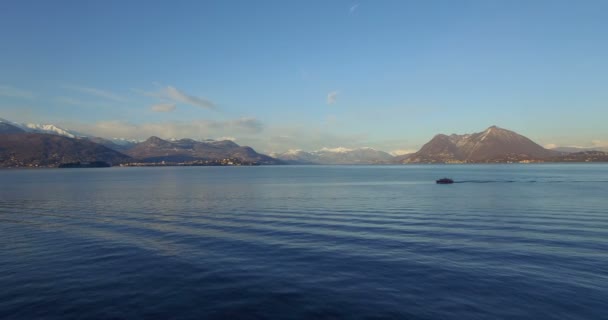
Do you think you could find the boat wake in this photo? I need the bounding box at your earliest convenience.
[455,180,608,184]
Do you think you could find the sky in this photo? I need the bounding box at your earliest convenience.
[1,0,607,154]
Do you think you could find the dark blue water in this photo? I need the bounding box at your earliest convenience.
[1,164,607,319]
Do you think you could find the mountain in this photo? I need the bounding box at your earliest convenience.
[22,123,83,138]
[270,150,318,164]
[272,147,395,164]
[125,137,281,164]
[403,126,560,163]
[0,122,26,134]
[0,118,83,138]
[0,133,132,167]
[86,136,138,152]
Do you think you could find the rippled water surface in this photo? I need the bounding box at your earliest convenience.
[1,164,607,319]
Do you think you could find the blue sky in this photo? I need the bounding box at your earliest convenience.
[1,0,607,153]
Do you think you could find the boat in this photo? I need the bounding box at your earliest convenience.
[436,178,454,184]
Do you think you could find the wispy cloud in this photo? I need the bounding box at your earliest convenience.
[140,85,216,110]
[349,3,360,15]
[54,96,119,109]
[162,86,215,109]
[0,85,35,99]
[63,85,125,102]
[327,91,339,105]
[68,117,262,140]
[151,103,177,112]
[226,117,263,132]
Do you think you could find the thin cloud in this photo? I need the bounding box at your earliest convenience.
[138,85,216,110]
[63,85,125,102]
[227,117,263,132]
[69,117,263,140]
[0,85,35,99]
[54,96,124,110]
[327,91,339,105]
[151,103,177,112]
[163,86,215,109]
[349,3,360,14]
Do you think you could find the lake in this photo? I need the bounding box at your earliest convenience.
[1,164,607,319]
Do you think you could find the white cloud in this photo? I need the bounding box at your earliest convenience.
[543,143,558,149]
[349,4,360,14]
[63,85,125,101]
[217,136,236,141]
[151,103,177,112]
[327,91,338,105]
[390,149,416,156]
[0,85,35,99]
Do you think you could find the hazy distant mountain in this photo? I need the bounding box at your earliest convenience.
[550,146,608,153]
[87,136,139,152]
[403,126,560,163]
[549,151,608,162]
[126,136,281,164]
[0,133,132,167]
[272,147,394,164]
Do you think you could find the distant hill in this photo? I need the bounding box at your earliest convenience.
[549,151,608,162]
[125,136,281,164]
[272,147,395,164]
[403,126,560,163]
[0,133,132,167]
[550,146,608,153]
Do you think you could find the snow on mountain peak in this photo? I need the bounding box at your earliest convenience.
[24,123,81,138]
[284,149,305,155]
[318,147,354,153]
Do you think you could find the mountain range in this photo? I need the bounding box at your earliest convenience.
[0,117,83,138]
[125,136,280,164]
[271,147,394,164]
[0,118,280,167]
[1,117,607,167]
[0,133,132,167]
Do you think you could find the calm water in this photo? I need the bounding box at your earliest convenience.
[1,165,607,319]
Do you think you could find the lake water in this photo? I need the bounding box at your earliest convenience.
[1,165,607,319]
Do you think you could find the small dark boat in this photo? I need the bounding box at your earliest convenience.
[436,178,454,184]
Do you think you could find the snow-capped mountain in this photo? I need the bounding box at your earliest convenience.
[0,118,84,138]
[22,123,83,138]
[272,147,394,164]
